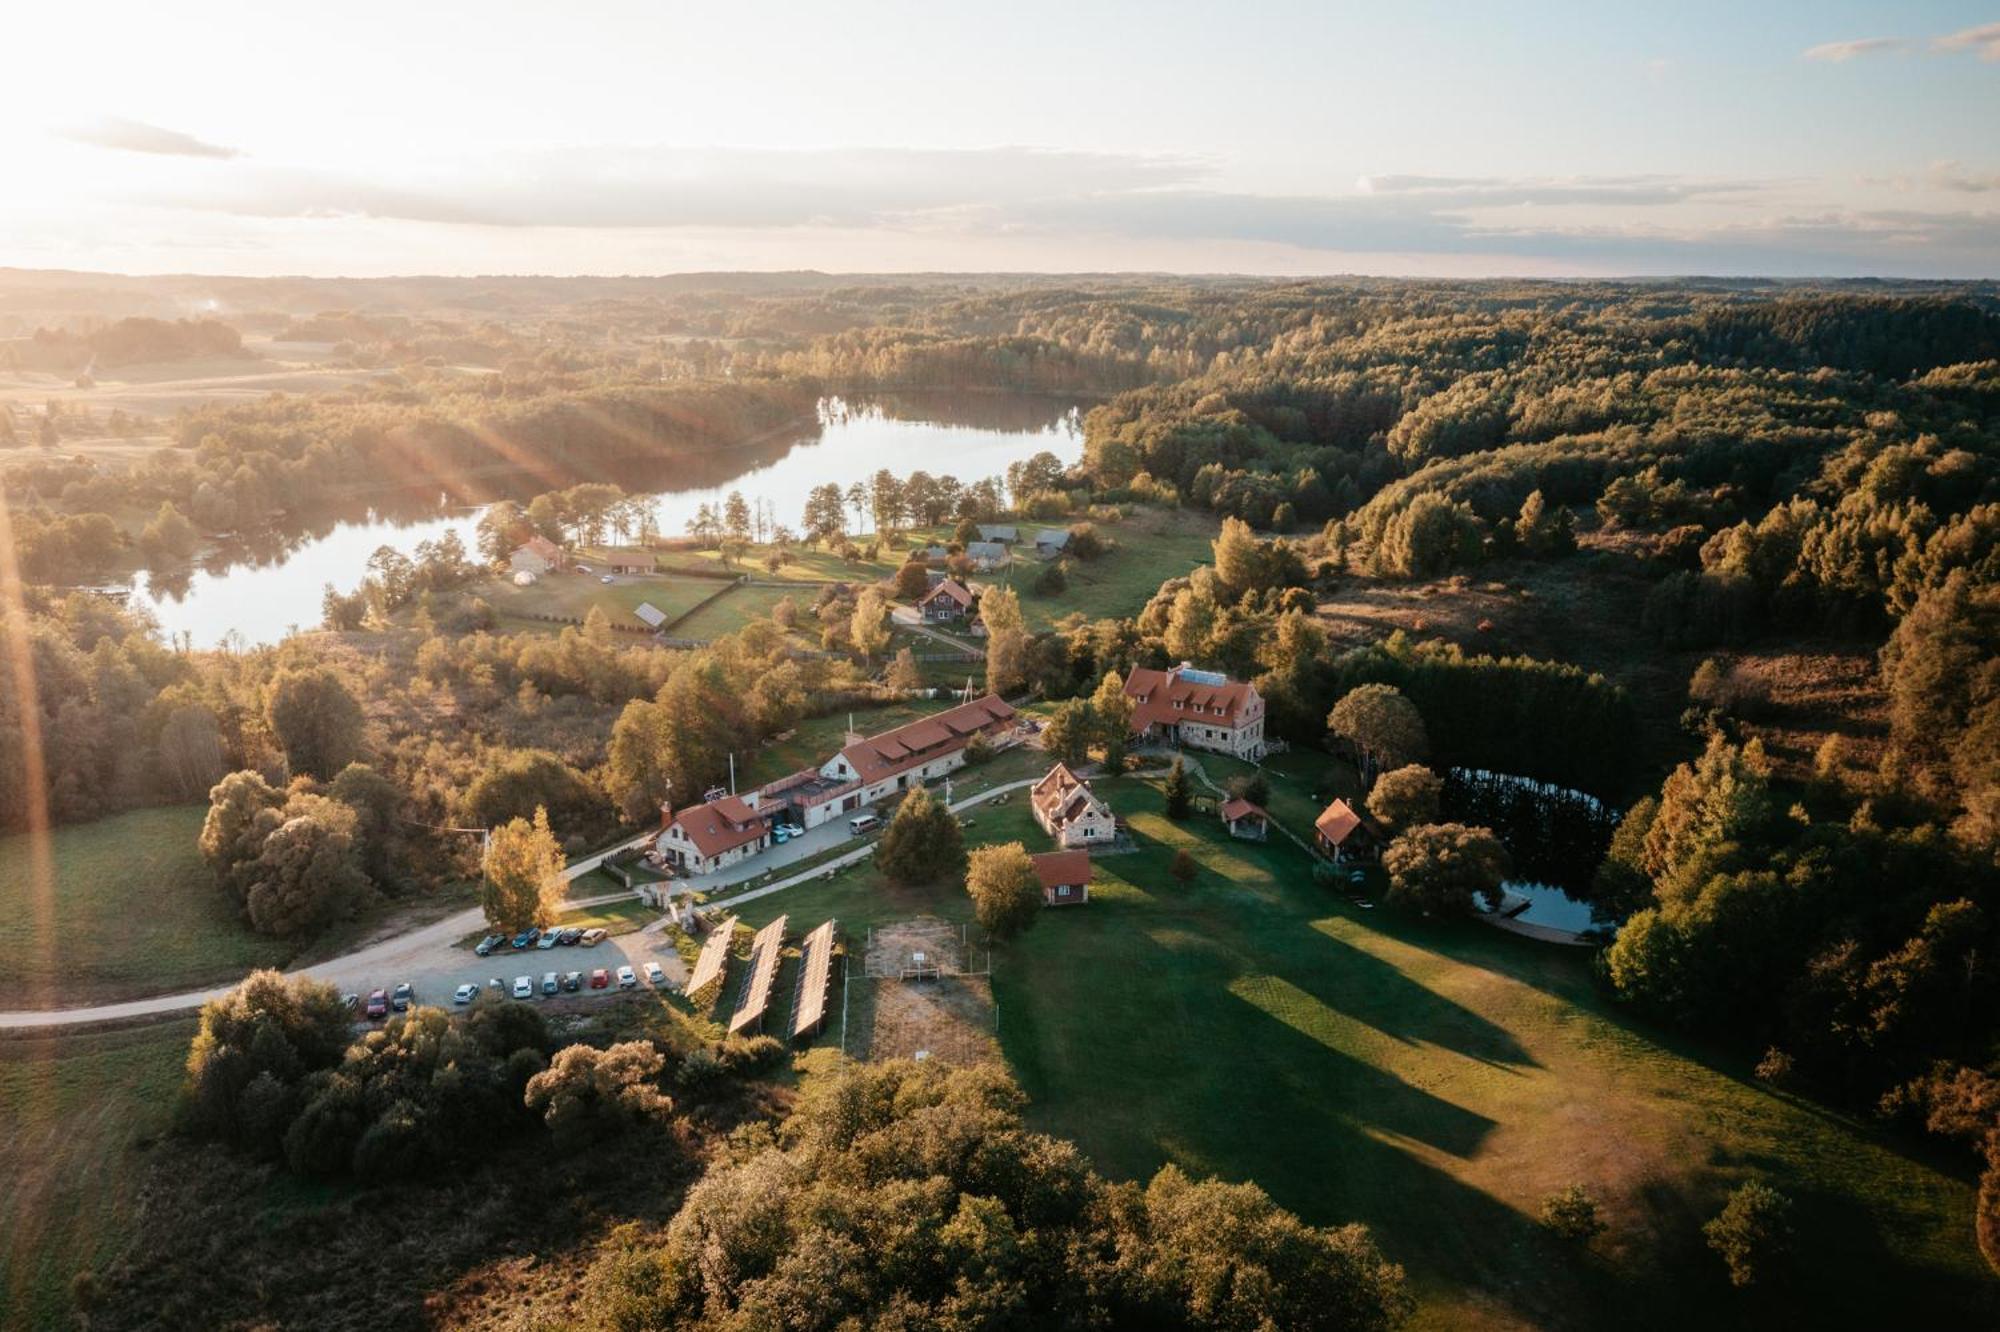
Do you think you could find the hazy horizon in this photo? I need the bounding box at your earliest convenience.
[3,1,1996,280]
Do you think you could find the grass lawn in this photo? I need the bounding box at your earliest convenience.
[0,807,293,1007]
[0,1019,195,1330]
[669,583,800,641]
[474,570,723,633]
[727,775,1998,1330]
[1002,506,1218,631]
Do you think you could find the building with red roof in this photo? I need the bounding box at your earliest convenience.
[659,792,772,876]
[1031,849,1091,906]
[1030,763,1118,848]
[918,578,977,622]
[1123,663,1267,760]
[806,694,1017,815]
[1314,798,1381,862]
[1219,796,1270,841]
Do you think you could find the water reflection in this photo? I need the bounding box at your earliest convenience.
[129,393,1082,647]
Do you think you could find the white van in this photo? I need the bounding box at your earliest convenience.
[848,814,883,836]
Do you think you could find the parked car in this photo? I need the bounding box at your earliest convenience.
[562,970,582,992]
[537,929,562,950]
[642,962,666,986]
[512,975,534,999]
[488,977,504,991]
[453,983,479,1004]
[616,965,637,990]
[848,814,882,836]
[599,574,614,584]
[542,971,560,995]
[475,934,504,956]
[341,992,360,1012]
[589,968,610,989]
[365,989,389,1019]
[558,927,583,945]
[391,982,414,1012]
[580,928,608,946]
[511,927,541,950]
[575,564,591,574]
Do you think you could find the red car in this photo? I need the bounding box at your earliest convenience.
[589,968,610,989]
[364,989,389,1020]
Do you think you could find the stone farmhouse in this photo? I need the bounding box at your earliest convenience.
[1124,663,1268,760]
[1029,763,1118,848]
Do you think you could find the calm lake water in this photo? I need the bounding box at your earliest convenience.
[1488,881,1599,934]
[129,394,1083,648]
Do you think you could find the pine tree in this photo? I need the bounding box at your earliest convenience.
[1164,757,1193,820]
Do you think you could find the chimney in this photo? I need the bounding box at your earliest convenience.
[659,799,673,831]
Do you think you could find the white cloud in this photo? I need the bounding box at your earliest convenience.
[1802,36,1909,62]
[1932,21,2000,60]
[57,116,239,159]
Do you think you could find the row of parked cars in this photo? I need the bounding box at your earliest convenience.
[482,961,668,1002]
[348,959,672,1021]
[474,925,608,955]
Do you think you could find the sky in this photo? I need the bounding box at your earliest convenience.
[2,0,1997,279]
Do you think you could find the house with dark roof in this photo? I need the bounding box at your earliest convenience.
[1314,798,1381,862]
[1033,528,1072,559]
[1029,764,1117,848]
[1123,663,1268,760]
[965,540,1010,570]
[810,695,1018,812]
[1220,797,1270,841]
[658,793,771,876]
[977,524,1019,544]
[1032,849,1091,906]
[918,577,977,622]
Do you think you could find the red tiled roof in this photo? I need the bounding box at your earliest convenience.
[1031,849,1091,890]
[669,797,768,860]
[1220,797,1267,823]
[921,578,974,609]
[1314,799,1363,845]
[1124,665,1258,731]
[520,535,562,560]
[835,695,1016,785]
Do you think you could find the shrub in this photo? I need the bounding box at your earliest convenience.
[1704,1180,1794,1287]
[1539,1185,1606,1242]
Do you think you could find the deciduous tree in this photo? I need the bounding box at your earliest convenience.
[483,806,565,931]
[965,842,1042,940]
[1381,822,1509,916]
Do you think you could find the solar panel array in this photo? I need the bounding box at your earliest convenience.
[728,915,788,1034]
[687,919,735,998]
[790,919,837,1041]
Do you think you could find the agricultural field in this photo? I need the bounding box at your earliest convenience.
[732,773,1998,1331]
[0,807,291,1008]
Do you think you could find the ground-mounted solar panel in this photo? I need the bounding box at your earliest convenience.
[728,915,788,1034]
[790,919,837,1041]
[687,919,736,998]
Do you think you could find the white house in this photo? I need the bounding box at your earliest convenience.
[1030,764,1118,848]
[658,793,771,876]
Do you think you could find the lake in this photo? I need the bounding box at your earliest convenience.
[127,393,1083,648]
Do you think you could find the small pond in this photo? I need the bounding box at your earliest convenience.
[1482,881,1600,934]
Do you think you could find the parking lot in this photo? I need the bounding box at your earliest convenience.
[342,915,689,1023]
